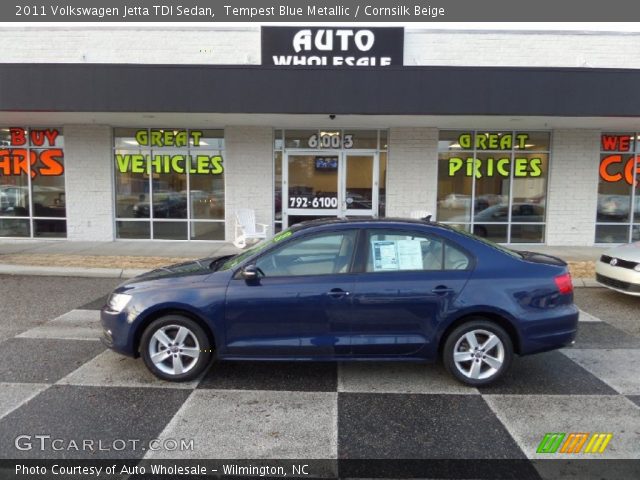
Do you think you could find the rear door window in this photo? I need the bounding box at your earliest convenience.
[364,229,471,272]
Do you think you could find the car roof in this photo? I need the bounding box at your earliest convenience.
[291,217,440,231]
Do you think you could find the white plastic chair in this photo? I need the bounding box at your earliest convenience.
[234,208,268,249]
[410,210,433,221]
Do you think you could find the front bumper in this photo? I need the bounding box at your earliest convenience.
[595,261,640,296]
[100,308,138,357]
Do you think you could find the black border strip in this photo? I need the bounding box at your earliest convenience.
[2,64,640,116]
[3,458,640,479]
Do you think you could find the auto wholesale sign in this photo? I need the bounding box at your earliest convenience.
[261,27,404,67]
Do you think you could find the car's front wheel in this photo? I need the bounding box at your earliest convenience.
[140,315,212,382]
[443,320,513,386]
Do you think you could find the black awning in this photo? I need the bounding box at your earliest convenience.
[1,63,639,116]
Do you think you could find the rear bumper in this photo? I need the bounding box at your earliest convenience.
[519,304,579,355]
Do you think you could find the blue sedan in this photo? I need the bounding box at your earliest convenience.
[100,218,578,386]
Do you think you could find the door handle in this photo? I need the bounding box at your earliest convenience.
[327,288,350,298]
[432,285,454,295]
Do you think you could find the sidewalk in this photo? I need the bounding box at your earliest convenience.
[0,240,606,285]
[0,240,239,279]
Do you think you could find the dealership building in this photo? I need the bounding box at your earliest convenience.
[1,25,640,245]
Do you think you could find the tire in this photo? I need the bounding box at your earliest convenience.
[443,319,513,387]
[140,315,213,382]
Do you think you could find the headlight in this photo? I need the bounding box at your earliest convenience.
[634,264,640,272]
[107,293,132,313]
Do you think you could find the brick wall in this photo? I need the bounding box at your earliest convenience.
[0,27,259,64]
[63,125,115,241]
[224,126,274,241]
[404,30,640,68]
[2,28,640,69]
[546,129,600,246]
[386,128,439,218]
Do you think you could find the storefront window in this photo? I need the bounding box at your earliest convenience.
[0,127,66,238]
[437,130,549,243]
[596,132,640,243]
[114,128,224,240]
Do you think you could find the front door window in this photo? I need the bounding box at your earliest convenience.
[256,231,357,277]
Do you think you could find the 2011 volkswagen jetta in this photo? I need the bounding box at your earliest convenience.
[100,218,578,386]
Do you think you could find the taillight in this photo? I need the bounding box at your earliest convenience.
[554,273,573,295]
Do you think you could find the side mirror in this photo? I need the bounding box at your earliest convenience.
[241,264,259,281]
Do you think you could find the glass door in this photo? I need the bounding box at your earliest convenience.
[342,153,378,217]
[284,152,341,227]
[283,151,379,227]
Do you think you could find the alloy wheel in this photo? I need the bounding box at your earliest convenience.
[452,329,505,380]
[147,324,201,376]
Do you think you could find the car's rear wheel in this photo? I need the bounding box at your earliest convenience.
[443,320,513,386]
[140,315,212,382]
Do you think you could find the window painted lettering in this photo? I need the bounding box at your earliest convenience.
[134,130,202,147]
[599,154,640,186]
[458,133,529,150]
[448,157,542,178]
[115,154,224,175]
[0,149,64,178]
[601,135,633,152]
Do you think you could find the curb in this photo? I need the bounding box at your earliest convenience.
[573,278,600,288]
[0,264,150,279]
[0,263,601,286]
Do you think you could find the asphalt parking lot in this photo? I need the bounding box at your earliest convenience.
[0,275,639,479]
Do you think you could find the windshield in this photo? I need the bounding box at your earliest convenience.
[442,224,523,259]
[217,228,296,271]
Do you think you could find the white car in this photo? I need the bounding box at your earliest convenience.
[595,242,640,296]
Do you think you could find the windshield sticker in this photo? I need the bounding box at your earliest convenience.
[273,230,292,242]
[372,241,399,271]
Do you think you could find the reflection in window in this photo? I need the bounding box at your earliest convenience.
[437,130,549,244]
[0,127,66,238]
[256,231,357,277]
[114,128,225,240]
